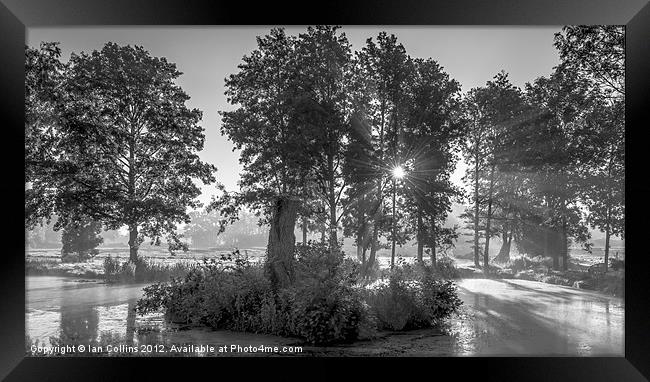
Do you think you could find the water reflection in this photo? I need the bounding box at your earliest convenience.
[26,276,624,356]
[59,292,99,345]
[125,300,136,346]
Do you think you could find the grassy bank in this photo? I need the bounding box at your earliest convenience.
[25,255,198,284]
[454,255,624,297]
[26,258,104,279]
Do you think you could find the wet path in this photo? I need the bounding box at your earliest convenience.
[25,276,624,356]
[450,278,624,356]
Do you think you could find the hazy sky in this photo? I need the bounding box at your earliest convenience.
[27,26,562,206]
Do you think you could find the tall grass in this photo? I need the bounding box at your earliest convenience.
[103,256,197,284]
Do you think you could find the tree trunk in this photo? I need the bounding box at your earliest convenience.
[329,207,338,250]
[507,229,513,258]
[495,230,511,263]
[430,217,437,267]
[604,222,610,273]
[473,147,480,268]
[265,197,299,290]
[327,150,338,252]
[356,234,363,262]
[603,148,614,273]
[483,164,495,273]
[561,199,568,271]
[390,179,396,268]
[367,224,378,275]
[416,209,424,263]
[561,224,568,271]
[544,228,549,259]
[360,222,372,267]
[301,216,308,245]
[367,99,386,274]
[128,223,139,263]
[356,202,366,262]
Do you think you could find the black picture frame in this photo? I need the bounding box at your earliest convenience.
[1,0,648,380]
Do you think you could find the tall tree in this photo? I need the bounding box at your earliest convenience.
[26,43,216,264]
[462,72,527,271]
[578,98,625,271]
[505,70,592,270]
[401,58,464,264]
[461,86,493,268]
[342,115,377,265]
[216,28,313,289]
[555,25,625,272]
[355,32,413,270]
[292,25,355,252]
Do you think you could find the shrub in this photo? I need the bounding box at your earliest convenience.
[362,265,462,331]
[433,256,460,279]
[103,256,124,283]
[514,269,537,281]
[359,258,382,281]
[609,258,624,271]
[202,265,273,331]
[540,274,572,286]
[509,256,553,273]
[289,284,373,344]
[294,242,360,286]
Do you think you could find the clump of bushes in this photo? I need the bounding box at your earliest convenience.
[609,258,624,271]
[371,256,459,282]
[284,283,373,344]
[362,261,462,331]
[540,274,572,286]
[137,247,373,345]
[508,256,554,273]
[433,256,460,279]
[136,244,463,346]
[295,242,361,286]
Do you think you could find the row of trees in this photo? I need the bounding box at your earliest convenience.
[213,25,624,284]
[461,26,624,272]
[25,25,623,278]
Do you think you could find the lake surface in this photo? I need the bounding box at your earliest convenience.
[25,276,624,356]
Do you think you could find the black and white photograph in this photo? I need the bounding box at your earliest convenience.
[22,24,626,358]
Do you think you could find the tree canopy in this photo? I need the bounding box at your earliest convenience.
[25,42,217,261]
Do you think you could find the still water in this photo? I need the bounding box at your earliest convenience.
[25,276,624,356]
